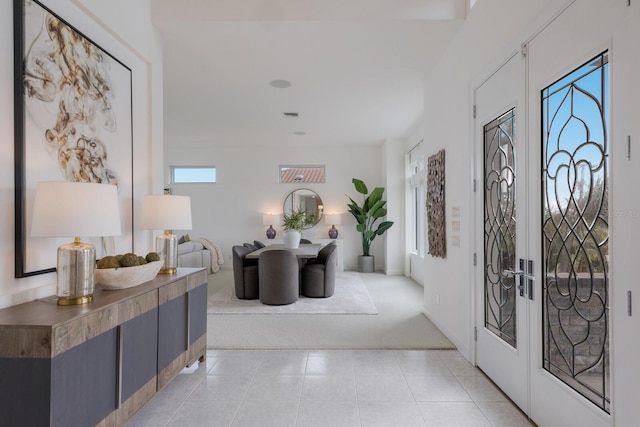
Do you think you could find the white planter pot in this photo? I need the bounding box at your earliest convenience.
[283,230,301,249]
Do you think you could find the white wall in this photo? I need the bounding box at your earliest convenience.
[421,0,554,358]
[0,0,163,309]
[383,138,406,275]
[164,143,395,271]
[406,123,425,283]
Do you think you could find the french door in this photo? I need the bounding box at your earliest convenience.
[474,51,529,412]
[474,1,616,425]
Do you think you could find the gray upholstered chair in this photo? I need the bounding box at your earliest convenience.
[232,245,259,299]
[243,242,258,252]
[306,240,335,264]
[301,244,337,298]
[258,250,299,305]
[300,238,313,244]
[253,240,266,249]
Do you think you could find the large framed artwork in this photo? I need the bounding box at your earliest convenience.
[426,149,446,258]
[14,0,133,277]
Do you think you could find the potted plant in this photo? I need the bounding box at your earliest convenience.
[347,178,394,272]
[282,208,311,249]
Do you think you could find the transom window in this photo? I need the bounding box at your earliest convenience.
[171,166,216,184]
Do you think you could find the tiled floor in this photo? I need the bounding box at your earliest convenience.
[126,349,533,427]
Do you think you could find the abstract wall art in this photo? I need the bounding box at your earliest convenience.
[426,149,446,258]
[14,0,133,277]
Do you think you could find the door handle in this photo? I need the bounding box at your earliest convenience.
[503,259,533,298]
[503,269,526,297]
[527,259,534,301]
[503,259,527,297]
[502,269,524,277]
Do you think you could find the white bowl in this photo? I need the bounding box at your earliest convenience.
[96,260,163,290]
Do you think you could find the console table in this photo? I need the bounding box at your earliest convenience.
[0,268,207,427]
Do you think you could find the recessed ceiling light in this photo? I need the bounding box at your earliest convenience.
[293,131,306,136]
[270,79,292,88]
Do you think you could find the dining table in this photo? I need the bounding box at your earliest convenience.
[245,243,322,259]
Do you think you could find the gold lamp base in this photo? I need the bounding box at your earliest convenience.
[58,295,93,306]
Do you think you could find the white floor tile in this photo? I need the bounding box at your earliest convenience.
[398,356,452,376]
[125,349,530,427]
[165,400,241,427]
[456,376,509,402]
[476,401,534,426]
[306,355,355,375]
[257,353,309,375]
[439,354,484,377]
[208,356,262,377]
[125,397,177,427]
[359,401,427,427]
[355,374,414,401]
[405,375,472,402]
[353,358,402,375]
[296,401,360,427]
[188,375,254,401]
[301,374,357,401]
[230,400,299,427]
[418,402,492,427]
[244,374,305,401]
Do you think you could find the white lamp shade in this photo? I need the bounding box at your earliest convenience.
[262,214,282,225]
[141,195,192,230]
[324,213,341,225]
[31,181,121,238]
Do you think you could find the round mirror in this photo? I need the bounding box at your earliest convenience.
[283,188,324,229]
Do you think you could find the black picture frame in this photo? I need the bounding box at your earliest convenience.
[14,0,134,277]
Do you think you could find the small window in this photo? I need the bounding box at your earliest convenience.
[279,165,325,183]
[171,166,216,183]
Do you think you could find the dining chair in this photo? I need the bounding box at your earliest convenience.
[258,250,299,305]
[232,245,259,299]
[301,243,337,298]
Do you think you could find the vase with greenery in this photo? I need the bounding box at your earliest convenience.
[347,178,394,272]
[282,208,312,249]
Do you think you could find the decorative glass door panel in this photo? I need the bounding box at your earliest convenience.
[541,51,610,413]
[484,109,517,348]
[475,51,528,412]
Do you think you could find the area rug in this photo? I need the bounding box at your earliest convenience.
[207,272,378,315]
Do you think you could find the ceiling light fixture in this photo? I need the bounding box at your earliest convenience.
[270,79,292,88]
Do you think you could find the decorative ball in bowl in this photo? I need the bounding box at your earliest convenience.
[96,253,163,290]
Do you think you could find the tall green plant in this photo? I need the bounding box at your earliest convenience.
[347,178,394,256]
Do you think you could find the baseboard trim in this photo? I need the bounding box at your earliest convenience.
[421,307,471,360]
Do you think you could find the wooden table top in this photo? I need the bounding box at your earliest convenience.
[246,244,322,259]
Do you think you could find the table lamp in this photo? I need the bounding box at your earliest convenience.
[31,181,121,305]
[262,214,281,239]
[325,213,341,239]
[141,195,192,274]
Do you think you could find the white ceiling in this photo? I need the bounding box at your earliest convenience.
[151,0,466,148]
